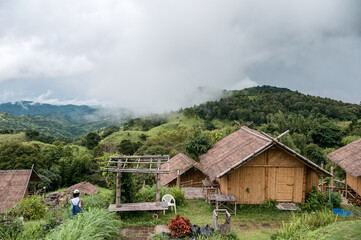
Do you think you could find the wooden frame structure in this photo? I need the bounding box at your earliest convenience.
[103,155,170,212]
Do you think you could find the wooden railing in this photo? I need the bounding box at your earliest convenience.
[180,180,203,187]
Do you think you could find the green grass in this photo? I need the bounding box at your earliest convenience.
[101,113,202,144]
[0,132,26,143]
[119,199,292,239]
[306,219,361,240]
[119,199,361,240]
[101,113,232,145]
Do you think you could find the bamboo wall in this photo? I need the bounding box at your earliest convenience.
[219,146,319,204]
[167,167,207,187]
[347,173,361,196]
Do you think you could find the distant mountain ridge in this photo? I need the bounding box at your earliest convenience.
[0,101,123,138]
[0,101,96,117]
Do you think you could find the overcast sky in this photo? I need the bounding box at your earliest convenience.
[0,0,360,113]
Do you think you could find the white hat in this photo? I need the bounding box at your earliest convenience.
[74,189,80,194]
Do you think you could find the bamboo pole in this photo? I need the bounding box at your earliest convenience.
[330,166,334,190]
[321,162,324,192]
[176,169,180,188]
[116,161,122,207]
[156,158,161,206]
[345,176,348,198]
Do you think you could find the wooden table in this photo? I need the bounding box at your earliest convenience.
[215,194,237,215]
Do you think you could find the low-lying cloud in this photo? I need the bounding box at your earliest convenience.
[0,0,360,113]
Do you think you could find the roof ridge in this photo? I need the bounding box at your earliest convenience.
[240,126,272,142]
[179,153,193,165]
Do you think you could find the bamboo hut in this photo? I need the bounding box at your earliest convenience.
[327,138,361,198]
[200,126,331,204]
[160,153,208,187]
[0,169,42,213]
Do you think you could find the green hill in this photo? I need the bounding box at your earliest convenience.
[0,101,95,117]
[0,112,114,138]
[183,85,361,124]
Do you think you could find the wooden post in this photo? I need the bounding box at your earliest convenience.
[330,166,334,190]
[265,152,269,200]
[321,162,324,192]
[156,158,161,206]
[176,169,180,188]
[116,161,122,207]
[345,175,348,198]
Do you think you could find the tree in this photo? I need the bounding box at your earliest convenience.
[183,128,213,161]
[84,132,101,150]
[305,143,325,165]
[117,140,142,155]
[311,122,341,148]
[0,142,46,170]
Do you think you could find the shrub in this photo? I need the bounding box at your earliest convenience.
[11,196,47,220]
[46,208,120,240]
[136,185,185,206]
[303,188,330,211]
[271,209,337,239]
[168,214,191,238]
[0,214,24,240]
[331,191,342,209]
[81,195,111,210]
[168,187,186,206]
[261,199,278,208]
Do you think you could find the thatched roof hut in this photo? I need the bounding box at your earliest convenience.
[61,181,99,196]
[328,138,361,196]
[0,169,42,213]
[200,126,331,204]
[160,153,207,187]
[327,138,361,177]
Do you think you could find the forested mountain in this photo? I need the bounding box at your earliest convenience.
[0,101,95,117]
[183,85,361,124]
[0,101,127,138]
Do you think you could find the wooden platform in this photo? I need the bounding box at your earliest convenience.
[183,187,204,199]
[276,202,299,211]
[108,202,168,212]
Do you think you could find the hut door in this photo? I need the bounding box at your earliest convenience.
[275,168,294,202]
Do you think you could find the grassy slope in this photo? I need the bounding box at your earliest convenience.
[101,113,231,144]
[0,132,27,144]
[307,219,361,239]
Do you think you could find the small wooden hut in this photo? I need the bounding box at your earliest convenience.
[200,126,331,204]
[327,138,361,198]
[160,153,208,187]
[0,169,42,213]
[61,181,99,195]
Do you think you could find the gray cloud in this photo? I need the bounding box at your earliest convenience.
[0,0,360,112]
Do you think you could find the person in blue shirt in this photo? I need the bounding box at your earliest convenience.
[70,189,83,218]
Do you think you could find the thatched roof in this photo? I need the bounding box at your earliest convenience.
[62,181,99,195]
[327,138,361,177]
[0,169,42,213]
[200,126,331,180]
[160,153,206,186]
